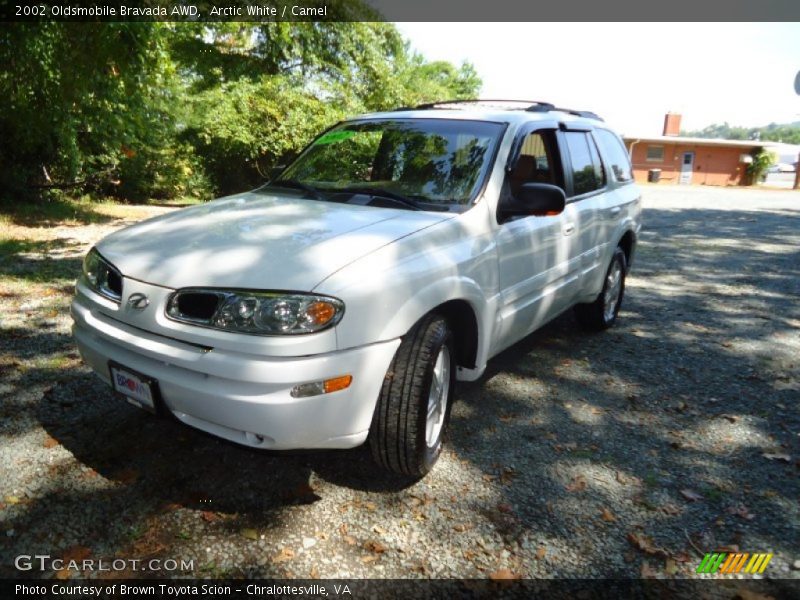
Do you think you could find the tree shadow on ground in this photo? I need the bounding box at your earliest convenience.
[0,205,797,580]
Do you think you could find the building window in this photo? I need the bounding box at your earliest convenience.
[646,145,664,162]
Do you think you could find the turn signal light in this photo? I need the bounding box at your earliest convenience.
[291,375,353,398]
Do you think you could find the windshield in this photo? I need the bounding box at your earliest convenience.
[278,119,504,208]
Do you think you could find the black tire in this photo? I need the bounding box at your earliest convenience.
[574,247,627,331]
[369,313,455,477]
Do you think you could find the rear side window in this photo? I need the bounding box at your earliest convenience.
[564,131,605,196]
[594,129,633,183]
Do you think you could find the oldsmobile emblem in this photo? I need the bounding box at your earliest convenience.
[127,293,150,310]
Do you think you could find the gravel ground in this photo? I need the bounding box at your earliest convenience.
[0,186,798,581]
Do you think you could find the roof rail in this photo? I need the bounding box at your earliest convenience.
[401,99,557,111]
[552,107,604,121]
[391,99,604,121]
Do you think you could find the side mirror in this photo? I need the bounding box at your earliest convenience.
[500,183,566,221]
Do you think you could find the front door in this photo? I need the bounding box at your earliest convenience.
[494,128,573,354]
[679,151,694,184]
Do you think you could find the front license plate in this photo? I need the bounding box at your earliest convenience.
[109,362,158,414]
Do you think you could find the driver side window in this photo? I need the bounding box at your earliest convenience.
[508,130,562,197]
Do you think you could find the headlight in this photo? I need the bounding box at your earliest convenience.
[82,248,123,302]
[166,289,344,335]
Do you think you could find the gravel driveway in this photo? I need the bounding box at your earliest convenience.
[1,186,798,581]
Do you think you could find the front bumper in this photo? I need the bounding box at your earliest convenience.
[71,299,400,450]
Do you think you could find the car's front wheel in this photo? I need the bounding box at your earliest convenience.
[574,247,627,331]
[369,313,455,477]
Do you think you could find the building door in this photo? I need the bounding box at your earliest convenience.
[679,151,694,184]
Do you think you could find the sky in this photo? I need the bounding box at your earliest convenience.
[395,23,800,136]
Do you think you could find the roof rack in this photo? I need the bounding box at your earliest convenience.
[393,99,603,121]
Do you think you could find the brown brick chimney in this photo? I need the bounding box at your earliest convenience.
[663,113,682,136]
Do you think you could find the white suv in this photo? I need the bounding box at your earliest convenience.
[72,100,641,476]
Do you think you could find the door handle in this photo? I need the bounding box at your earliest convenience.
[563,223,576,235]
[609,206,621,216]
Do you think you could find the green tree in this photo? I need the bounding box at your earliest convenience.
[0,17,482,201]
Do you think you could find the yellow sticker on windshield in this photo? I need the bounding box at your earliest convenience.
[315,131,356,145]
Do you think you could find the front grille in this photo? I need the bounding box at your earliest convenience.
[167,291,222,323]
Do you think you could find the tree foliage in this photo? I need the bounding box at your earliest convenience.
[0,20,482,201]
[682,121,800,145]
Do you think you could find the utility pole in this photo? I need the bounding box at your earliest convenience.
[795,152,800,190]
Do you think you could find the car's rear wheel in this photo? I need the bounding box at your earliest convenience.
[574,247,627,331]
[369,313,455,477]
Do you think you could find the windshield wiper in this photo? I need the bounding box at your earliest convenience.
[337,187,450,212]
[268,179,330,202]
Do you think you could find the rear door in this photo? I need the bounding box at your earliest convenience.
[559,126,609,299]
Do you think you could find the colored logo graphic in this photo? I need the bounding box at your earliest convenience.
[696,552,773,574]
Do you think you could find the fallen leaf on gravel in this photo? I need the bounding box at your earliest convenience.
[272,547,295,563]
[720,414,739,423]
[309,566,319,579]
[733,588,775,600]
[240,528,259,541]
[372,525,387,534]
[680,489,703,502]
[535,546,547,560]
[565,475,587,492]
[716,545,740,553]
[363,540,386,554]
[361,555,380,564]
[664,558,678,575]
[343,535,357,546]
[285,483,320,504]
[43,435,59,448]
[55,568,73,580]
[453,523,472,532]
[674,552,692,563]
[497,503,513,514]
[201,511,218,523]
[660,503,682,516]
[627,532,668,557]
[115,469,139,485]
[640,561,659,578]
[5,495,21,505]
[62,545,91,562]
[726,505,755,520]
[489,568,522,580]
[363,501,377,511]
[162,502,182,512]
[499,467,517,485]
[600,508,616,522]
[762,453,791,463]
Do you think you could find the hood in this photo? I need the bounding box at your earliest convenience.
[96,191,451,291]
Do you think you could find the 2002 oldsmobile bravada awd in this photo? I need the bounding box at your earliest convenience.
[72,100,642,476]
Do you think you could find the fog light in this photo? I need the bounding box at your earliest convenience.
[291,375,353,398]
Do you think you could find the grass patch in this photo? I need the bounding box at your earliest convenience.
[0,194,196,227]
[0,197,114,226]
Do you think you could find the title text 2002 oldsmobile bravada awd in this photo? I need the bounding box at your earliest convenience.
[72,100,642,476]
